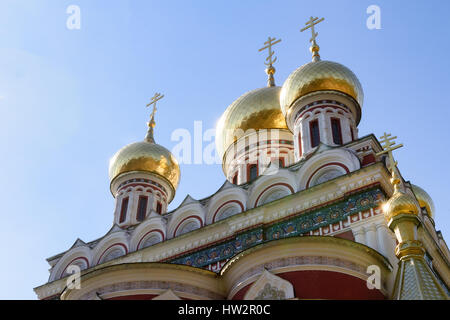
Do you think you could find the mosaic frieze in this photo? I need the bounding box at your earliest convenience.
[265,187,384,241]
[170,187,384,270]
[172,228,263,268]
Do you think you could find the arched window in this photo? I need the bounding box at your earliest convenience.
[119,197,129,223]
[331,118,343,145]
[298,132,303,157]
[232,173,238,185]
[136,196,148,221]
[310,120,320,148]
[277,158,285,168]
[248,164,258,181]
[156,201,162,215]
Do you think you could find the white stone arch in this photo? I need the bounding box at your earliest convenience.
[214,201,244,223]
[174,217,202,237]
[206,187,247,225]
[309,164,347,187]
[49,245,92,282]
[248,169,297,209]
[167,202,205,239]
[92,231,129,266]
[256,184,293,207]
[130,217,166,251]
[297,148,360,190]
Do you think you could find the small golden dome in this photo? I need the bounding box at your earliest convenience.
[109,141,180,194]
[215,86,288,159]
[384,190,420,220]
[280,60,364,120]
[411,184,435,218]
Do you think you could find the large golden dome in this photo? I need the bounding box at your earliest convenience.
[215,86,288,159]
[109,140,180,194]
[280,60,364,120]
[411,184,435,218]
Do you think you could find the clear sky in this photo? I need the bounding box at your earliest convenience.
[0,0,449,299]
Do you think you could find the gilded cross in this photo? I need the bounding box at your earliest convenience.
[258,37,282,66]
[146,92,164,121]
[376,132,404,173]
[300,16,325,44]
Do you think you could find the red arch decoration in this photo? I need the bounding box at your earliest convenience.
[305,162,350,189]
[173,215,204,238]
[96,243,128,265]
[254,182,295,208]
[60,256,90,279]
[212,200,245,223]
[136,229,165,250]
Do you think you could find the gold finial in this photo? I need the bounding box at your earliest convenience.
[300,16,324,62]
[145,92,164,143]
[258,36,281,87]
[376,132,404,187]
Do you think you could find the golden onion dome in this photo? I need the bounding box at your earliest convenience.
[383,190,420,220]
[109,140,180,194]
[411,184,435,218]
[215,86,288,159]
[280,60,364,120]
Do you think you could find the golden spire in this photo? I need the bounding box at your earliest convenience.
[377,133,448,299]
[145,92,164,143]
[300,16,324,62]
[258,36,281,87]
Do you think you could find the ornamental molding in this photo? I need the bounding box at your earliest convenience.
[78,280,223,300]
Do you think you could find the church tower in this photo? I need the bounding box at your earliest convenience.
[280,17,362,162]
[108,93,180,227]
[215,37,294,185]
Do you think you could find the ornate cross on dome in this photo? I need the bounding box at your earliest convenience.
[259,37,281,66]
[258,37,281,87]
[376,132,403,186]
[146,92,164,121]
[301,16,324,61]
[145,92,164,143]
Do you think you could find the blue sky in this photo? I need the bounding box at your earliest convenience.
[0,0,449,299]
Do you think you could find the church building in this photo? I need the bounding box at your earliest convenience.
[34,17,449,300]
